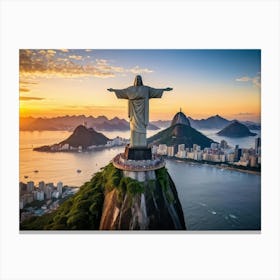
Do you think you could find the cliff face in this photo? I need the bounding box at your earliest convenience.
[99,167,186,230]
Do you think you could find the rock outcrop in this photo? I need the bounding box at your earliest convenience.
[99,166,186,230]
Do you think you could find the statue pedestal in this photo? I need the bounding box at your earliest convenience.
[124,145,152,160]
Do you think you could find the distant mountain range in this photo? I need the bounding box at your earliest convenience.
[20,115,159,131]
[21,114,260,132]
[151,115,261,131]
[217,121,257,138]
[189,115,230,129]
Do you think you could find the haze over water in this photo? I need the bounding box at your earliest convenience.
[19,129,261,230]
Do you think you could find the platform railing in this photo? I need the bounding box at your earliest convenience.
[112,153,165,171]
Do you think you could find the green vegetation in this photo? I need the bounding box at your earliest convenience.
[21,169,106,230]
[155,167,174,203]
[20,163,146,230]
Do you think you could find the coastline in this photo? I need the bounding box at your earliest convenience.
[166,157,261,176]
[204,163,261,175]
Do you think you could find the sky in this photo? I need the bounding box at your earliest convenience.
[19,49,261,122]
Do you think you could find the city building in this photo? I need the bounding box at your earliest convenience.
[176,149,186,158]
[57,181,63,195]
[38,181,45,191]
[157,144,167,155]
[19,182,27,195]
[193,144,201,151]
[194,151,203,161]
[27,181,34,192]
[52,190,60,199]
[151,145,158,154]
[255,137,261,151]
[60,143,69,150]
[234,145,242,162]
[167,146,174,157]
[178,144,185,152]
[36,190,45,201]
[186,151,194,159]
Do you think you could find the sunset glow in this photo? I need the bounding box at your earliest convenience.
[19,49,261,122]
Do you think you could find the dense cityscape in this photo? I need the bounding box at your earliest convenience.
[152,137,261,169]
[19,180,78,222]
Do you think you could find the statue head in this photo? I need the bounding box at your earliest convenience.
[134,75,143,86]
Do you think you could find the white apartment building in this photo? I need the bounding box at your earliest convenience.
[193,144,201,151]
[27,181,34,192]
[176,150,186,158]
[194,151,203,161]
[167,146,174,157]
[36,190,45,201]
[151,145,158,154]
[178,144,185,151]
[52,191,60,199]
[157,144,167,155]
[57,181,63,194]
[186,151,194,159]
[38,181,45,191]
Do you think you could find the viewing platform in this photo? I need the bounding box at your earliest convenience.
[112,153,165,172]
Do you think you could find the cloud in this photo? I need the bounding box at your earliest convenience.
[129,65,153,74]
[19,79,38,92]
[235,74,261,88]
[252,76,261,88]
[20,96,45,101]
[20,80,38,85]
[69,55,83,60]
[19,49,154,79]
[47,50,56,55]
[236,112,254,116]
[235,76,251,82]
[60,49,69,53]
[20,87,30,92]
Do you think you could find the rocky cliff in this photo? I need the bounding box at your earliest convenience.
[99,167,186,230]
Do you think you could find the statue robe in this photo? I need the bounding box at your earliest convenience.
[113,86,164,147]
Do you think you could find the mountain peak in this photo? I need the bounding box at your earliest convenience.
[60,125,109,149]
[217,121,257,137]
[148,123,214,148]
[171,111,191,127]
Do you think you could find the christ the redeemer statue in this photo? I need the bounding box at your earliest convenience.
[108,75,172,148]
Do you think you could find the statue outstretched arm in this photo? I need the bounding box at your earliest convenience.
[164,87,173,91]
[107,88,129,99]
[149,87,173,98]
